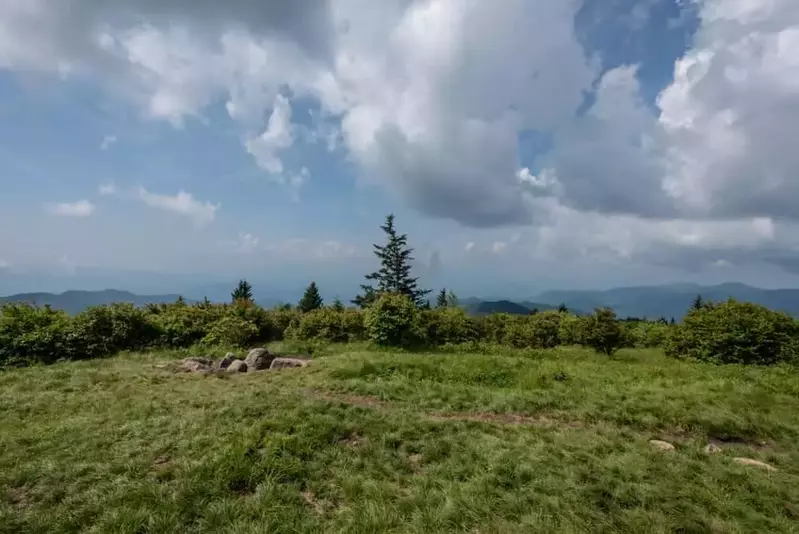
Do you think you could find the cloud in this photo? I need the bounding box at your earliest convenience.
[0,259,9,269]
[47,199,96,217]
[100,134,117,150]
[98,183,118,196]
[464,241,475,253]
[4,0,799,280]
[137,187,219,226]
[491,241,507,254]
[234,232,260,254]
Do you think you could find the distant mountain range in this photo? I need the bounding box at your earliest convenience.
[464,283,799,319]
[3,283,799,319]
[0,290,183,315]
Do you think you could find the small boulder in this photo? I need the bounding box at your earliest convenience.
[218,353,237,370]
[703,443,723,455]
[181,358,213,373]
[269,357,310,370]
[227,360,248,373]
[244,348,275,372]
[733,457,776,471]
[649,439,675,452]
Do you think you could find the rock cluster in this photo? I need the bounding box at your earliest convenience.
[180,349,310,374]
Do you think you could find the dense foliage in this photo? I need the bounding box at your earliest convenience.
[665,299,799,365]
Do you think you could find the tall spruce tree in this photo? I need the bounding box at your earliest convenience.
[298,281,324,313]
[331,297,345,312]
[691,294,704,311]
[231,280,254,303]
[436,288,449,308]
[353,214,430,307]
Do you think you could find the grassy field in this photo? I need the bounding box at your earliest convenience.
[2,345,799,533]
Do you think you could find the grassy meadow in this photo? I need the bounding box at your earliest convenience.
[2,344,799,533]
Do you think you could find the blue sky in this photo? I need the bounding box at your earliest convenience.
[1,0,799,300]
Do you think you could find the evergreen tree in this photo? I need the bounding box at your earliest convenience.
[298,281,324,313]
[353,214,431,307]
[557,303,568,313]
[670,317,676,325]
[436,288,449,308]
[331,297,345,312]
[446,290,459,308]
[691,294,704,311]
[231,280,254,304]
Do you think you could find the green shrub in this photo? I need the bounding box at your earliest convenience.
[500,312,563,349]
[665,300,799,365]
[626,321,671,348]
[420,308,478,345]
[263,307,300,341]
[202,315,259,347]
[147,301,221,348]
[558,313,586,345]
[286,308,365,343]
[364,293,422,347]
[477,313,516,345]
[584,308,624,356]
[0,303,70,366]
[66,303,161,359]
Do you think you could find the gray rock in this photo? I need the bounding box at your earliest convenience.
[218,353,237,370]
[181,358,213,373]
[227,360,248,373]
[703,443,723,454]
[649,439,675,452]
[244,348,275,372]
[733,457,776,471]
[269,357,311,370]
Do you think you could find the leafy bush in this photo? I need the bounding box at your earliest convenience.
[364,293,422,347]
[201,315,259,347]
[477,313,516,345]
[584,308,624,356]
[626,321,671,348]
[286,308,365,343]
[420,308,478,345]
[558,313,586,345]
[263,307,300,341]
[66,303,161,359]
[0,303,70,366]
[147,301,222,348]
[665,300,799,365]
[500,312,563,349]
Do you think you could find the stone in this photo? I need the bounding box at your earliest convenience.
[181,358,213,373]
[244,348,275,372]
[733,457,776,471]
[703,443,723,454]
[227,360,248,373]
[269,357,310,370]
[649,439,675,452]
[218,353,237,370]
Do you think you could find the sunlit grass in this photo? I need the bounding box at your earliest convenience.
[1,345,798,532]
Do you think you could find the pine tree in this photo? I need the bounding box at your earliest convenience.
[353,214,431,307]
[446,290,459,308]
[331,297,345,312]
[231,280,253,304]
[557,303,568,313]
[436,288,448,308]
[298,281,324,313]
[691,294,704,311]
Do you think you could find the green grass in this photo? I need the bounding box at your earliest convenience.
[2,345,799,533]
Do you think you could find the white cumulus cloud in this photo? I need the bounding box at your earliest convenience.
[47,199,96,217]
[137,187,219,226]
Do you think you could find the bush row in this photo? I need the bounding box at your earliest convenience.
[1,294,796,367]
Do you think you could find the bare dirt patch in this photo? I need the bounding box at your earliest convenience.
[302,491,326,515]
[8,486,29,509]
[310,390,388,409]
[427,411,577,427]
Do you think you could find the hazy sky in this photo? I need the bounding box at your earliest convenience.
[2,0,799,299]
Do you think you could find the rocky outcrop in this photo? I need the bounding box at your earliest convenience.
[244,348,275,372]
[269,357,310,370]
